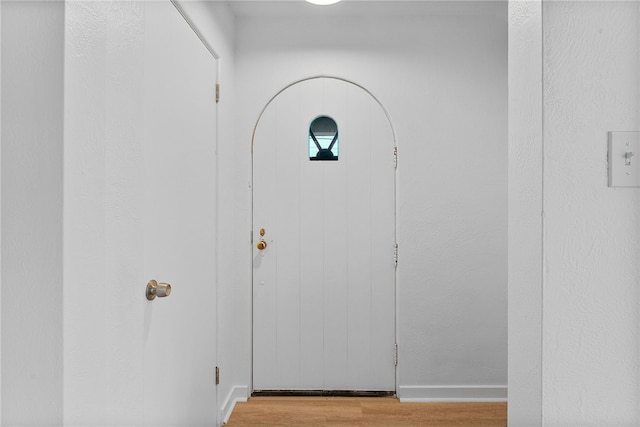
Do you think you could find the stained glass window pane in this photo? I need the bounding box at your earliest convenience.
[309,116,338,161]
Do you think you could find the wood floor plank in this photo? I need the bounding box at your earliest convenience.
[224,397,507,427]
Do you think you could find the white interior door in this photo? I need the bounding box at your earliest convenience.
[253,77,396,392]
[142,2,217,424]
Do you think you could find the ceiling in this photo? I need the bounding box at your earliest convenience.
[225,0,507,19]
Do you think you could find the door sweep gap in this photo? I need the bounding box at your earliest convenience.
[251,390,395,398]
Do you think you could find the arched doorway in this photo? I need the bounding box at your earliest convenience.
[251,76,397,393]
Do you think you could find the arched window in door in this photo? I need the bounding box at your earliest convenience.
[309,116,339,161]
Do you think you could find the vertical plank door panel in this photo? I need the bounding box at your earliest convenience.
[274,86,303,389]
[253,77,395,392]
[253,102,279,389]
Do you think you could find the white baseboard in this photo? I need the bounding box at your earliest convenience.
[220,385,249,425]
[398,385,507,402]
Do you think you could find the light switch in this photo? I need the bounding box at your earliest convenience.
[608,131,640,187]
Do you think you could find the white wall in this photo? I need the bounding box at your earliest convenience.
[63,3,145,422]
[542,2,640,425]
[1,2,64,425]
[232,3,508,400]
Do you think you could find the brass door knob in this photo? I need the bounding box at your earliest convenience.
[257,240,267,250]
[146,280,172,301]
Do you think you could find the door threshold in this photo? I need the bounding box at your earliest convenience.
[251,390,395,398]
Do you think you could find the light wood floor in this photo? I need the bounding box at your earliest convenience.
[224,397,507,427]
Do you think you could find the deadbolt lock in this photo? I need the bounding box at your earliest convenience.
[257,240,267,251]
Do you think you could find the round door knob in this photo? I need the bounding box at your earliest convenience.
[146,280,172,301]
[257,240,267,250]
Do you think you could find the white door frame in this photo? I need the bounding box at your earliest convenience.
[508,1,543,425]
[250,75,399,394]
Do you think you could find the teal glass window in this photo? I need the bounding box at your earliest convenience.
[309,116,339,161]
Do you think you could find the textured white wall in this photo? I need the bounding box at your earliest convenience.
[543,2,640,425]
[63,3,136,421]
[232,5,508,399]
[63,2,146,423]
[1,2,64,425]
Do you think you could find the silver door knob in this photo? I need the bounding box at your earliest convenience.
[146,280,171,301]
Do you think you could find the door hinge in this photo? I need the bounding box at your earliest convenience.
[216,83,220,103]
[393,146,398,169]
[394,343,398,366]
[394,243,398,267]
[215,366,220,385]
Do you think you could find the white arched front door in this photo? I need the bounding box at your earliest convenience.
[252,77,396,393]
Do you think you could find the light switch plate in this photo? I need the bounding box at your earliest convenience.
[608,131,640,187]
